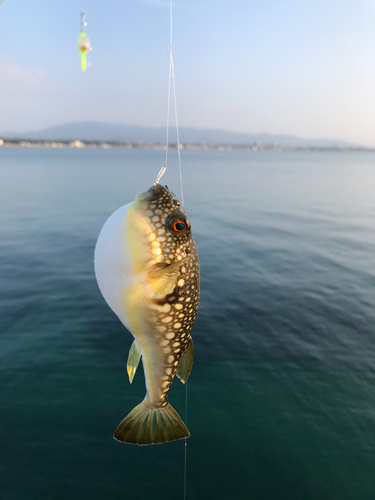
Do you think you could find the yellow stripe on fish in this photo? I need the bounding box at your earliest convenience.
[94,180,200,445]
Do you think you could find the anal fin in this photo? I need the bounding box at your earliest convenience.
[177,338,194,383]
[127,340,142,383]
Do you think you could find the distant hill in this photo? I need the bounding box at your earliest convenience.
[0,121,354,148]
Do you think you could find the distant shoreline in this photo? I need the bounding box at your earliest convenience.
[0,138,374,152]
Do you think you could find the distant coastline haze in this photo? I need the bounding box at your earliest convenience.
[0,121,358,148]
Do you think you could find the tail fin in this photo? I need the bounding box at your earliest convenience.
[114,399,189,445]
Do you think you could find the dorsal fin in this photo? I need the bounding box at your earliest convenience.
[177,338,194,383]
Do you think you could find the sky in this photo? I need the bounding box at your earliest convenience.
[0,0,375,145]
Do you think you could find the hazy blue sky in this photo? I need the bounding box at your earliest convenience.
[0,0,375,145]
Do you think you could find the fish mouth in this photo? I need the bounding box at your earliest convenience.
[135,184,174,204]
[148,183,165,199]
[133,183,184,216]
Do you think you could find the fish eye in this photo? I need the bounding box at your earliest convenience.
[168,216,188,234]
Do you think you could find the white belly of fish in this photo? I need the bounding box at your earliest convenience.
[94,203,135,335]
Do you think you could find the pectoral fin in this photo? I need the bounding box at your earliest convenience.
[147,257,190,296]
[127,340,142,383]
[177,338,194,383]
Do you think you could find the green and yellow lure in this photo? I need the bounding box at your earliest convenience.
[78,14,91,72]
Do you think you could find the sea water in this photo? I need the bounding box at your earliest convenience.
[1,148,375,499]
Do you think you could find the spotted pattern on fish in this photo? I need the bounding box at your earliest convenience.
[132,186,200,407]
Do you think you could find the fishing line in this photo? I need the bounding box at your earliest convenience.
[165,0,184,207]
[164,2,188,499]
[165,50,172,172]
[183,380,188,500]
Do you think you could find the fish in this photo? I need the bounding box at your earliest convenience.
[94,170,200,445]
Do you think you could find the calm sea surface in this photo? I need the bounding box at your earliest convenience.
[1,148,375,500]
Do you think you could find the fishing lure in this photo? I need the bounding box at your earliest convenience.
[94,168,200,445]
[77,13,91,72]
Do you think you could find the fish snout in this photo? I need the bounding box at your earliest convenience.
[134,184,164,205]
[147,183,164,199]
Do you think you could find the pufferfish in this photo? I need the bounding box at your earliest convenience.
[94,168,199,445]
